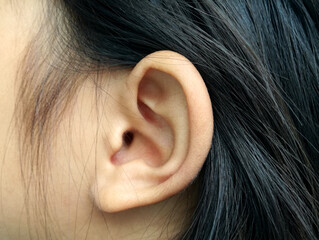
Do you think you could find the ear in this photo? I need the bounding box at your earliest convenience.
[91,51,213,212]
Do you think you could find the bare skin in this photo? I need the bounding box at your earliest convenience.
[0,1,198,239]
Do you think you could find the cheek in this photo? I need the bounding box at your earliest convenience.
[47,82,104,233]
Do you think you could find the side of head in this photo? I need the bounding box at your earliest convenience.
[0,0,318,240]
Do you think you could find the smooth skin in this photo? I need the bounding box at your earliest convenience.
[0,1,213,239]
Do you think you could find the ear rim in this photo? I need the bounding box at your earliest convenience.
[129,50,214,181]
[92,50,214,212]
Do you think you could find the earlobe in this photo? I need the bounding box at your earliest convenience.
[91,51,213,212]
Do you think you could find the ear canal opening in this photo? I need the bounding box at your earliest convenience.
[122,131,134,147]
[123,131,134,147]
[111,131,135,165]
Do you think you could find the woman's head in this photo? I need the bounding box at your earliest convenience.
[0,0,318,239]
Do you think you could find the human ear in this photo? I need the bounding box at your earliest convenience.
[91,50,213,212]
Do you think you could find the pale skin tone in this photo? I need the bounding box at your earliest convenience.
[0,1,213,239]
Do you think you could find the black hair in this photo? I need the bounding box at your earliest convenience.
[20,0,319,239]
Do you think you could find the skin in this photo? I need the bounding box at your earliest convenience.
[0,1,35,237]
[0,1,196,239]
